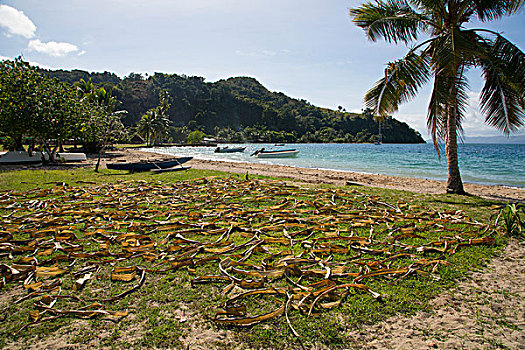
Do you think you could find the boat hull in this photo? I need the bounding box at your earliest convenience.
[151,166,191,173]
[58,153,87,162]
[215,147,246,153]
[255,150,299,158]
[107,157,193,171]
[0,151,87,164]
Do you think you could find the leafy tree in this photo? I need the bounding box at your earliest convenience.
[33,78,86,160]
[187,130,205,144]
[350,0,525,194]
[85,108,127,171]
[0,58,84,160]
[0,58,46,150]
[76,77,125,171]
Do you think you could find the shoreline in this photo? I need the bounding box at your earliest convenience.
[104,149,525,202]
[2,148,522,202]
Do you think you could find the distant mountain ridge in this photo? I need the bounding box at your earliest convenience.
[463,135,525,144]
[427,135,525,144]
[42,69,425,144]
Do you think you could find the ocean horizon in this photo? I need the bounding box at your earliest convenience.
[143,143,525,189]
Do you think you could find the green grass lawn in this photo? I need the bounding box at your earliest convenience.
[0,167,506,349]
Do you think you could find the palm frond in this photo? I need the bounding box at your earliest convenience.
[407,0,446,14]
[427,28,483,74]
[426,75,448,154]
[454,73,470,140]
[350,0,430,44]
[471,0,524,21]
[478,35,525,134]
[426,67,469,156]
[365,50,431,117]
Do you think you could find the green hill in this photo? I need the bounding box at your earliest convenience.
[42,69,425,144]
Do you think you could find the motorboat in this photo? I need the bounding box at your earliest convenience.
[214,146,246,153]
[251,148,299,158]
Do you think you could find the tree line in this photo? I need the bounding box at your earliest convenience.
[1,58,425,155]
[42,70,425,144]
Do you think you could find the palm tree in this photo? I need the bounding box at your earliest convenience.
[137,110,155,146]
[350,0,525,194]
[151,111,172,145]
[150,90,172,145]
[73,78,95,98]
[92,87,117,113]
[75,79,116,111]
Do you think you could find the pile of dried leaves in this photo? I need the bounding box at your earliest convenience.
[0,177,495,336]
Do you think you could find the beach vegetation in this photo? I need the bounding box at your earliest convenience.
[136,109,155,146]
[495,203,525,238]
[187,130,205,144]
[0,58,85,158]
[0,167,506,349]
[75,78,127,171]
[0,58,128,164]
[350,0,525,194]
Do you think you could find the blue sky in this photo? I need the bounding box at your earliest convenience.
[1,0,524,137]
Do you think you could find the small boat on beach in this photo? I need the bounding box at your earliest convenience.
[251,148,299,158]
[58,153,87,162]
[106,157,193,172]
[0,151,43,164]
[214,146,246,153]
[151,165,191,173]
[0,151,87,164]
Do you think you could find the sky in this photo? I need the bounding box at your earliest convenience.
[1,0,525,138]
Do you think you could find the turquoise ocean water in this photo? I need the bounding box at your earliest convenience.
[144,143,525,188]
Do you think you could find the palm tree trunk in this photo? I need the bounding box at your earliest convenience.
[445,104,465,194]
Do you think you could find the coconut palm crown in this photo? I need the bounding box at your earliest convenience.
[350,0,525,194]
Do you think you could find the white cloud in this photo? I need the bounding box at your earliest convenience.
[28,39,79,57]
[0,5,36,38]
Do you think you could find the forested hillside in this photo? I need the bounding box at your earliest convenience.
[43,69,425,143]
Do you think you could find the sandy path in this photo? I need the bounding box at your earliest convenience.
[346,239,525,350]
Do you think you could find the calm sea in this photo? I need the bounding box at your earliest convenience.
[144,143,525,188]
